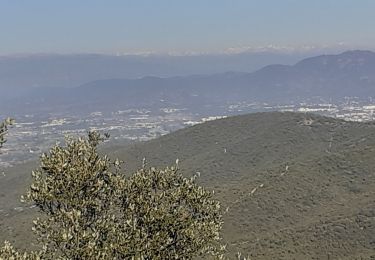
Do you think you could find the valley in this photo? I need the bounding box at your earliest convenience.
[2,96,375,168]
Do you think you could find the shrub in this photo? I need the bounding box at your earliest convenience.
[0,118,14,149]
[1,132,225,259]
[0,241,45,260]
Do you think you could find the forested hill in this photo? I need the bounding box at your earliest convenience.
[114,112,375,259]
[1,112,375,259]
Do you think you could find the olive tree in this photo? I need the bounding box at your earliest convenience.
[1,132,225,259]
[0,117,14,149]
[1,117,45,259]
[0,241,45,260]
[116,164,224,259]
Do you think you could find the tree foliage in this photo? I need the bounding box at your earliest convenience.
[0,118,14,149]
[1,132,225,259]
[0,241,45,260]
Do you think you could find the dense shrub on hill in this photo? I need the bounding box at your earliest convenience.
[0,131,226,260]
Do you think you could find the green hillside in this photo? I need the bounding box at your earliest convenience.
[1,112,375,259]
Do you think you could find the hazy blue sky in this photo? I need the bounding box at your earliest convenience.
[1,0,374,55]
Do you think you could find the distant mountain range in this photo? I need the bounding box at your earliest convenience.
[0,52,308,94]
[2,112,375,258]
[2,50,375,114]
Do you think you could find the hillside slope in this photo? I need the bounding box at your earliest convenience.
[114,112,375,259]
[1,112,375,259]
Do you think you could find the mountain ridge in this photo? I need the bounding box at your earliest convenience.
[58,50,375,105]
[2,50,375,114]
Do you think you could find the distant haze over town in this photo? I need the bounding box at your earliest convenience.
[1,49,375,108]
[0,44,352,86]
[2,1,375,172]
[0,44,371,98]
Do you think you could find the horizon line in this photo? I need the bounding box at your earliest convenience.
[1,43,374,58]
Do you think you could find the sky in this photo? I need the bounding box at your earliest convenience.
[1,0,375,55]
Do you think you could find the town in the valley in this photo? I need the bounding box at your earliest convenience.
[1,96,375,168]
